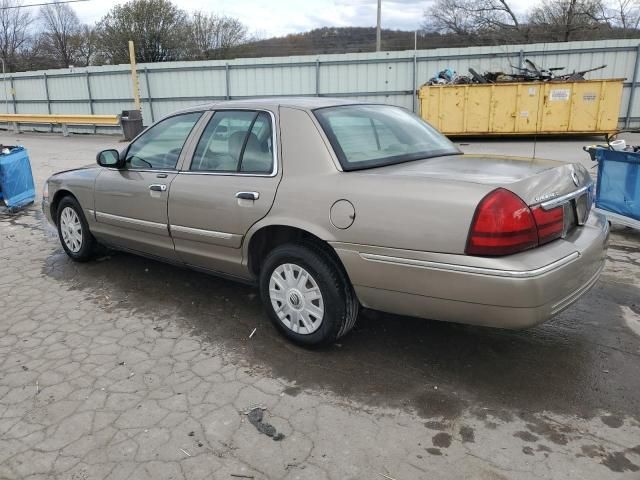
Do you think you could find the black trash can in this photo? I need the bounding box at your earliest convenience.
[120,110,144,141]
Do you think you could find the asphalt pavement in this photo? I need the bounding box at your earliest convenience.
[0,130,639,480]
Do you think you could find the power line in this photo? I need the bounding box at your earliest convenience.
[0,0,90,10]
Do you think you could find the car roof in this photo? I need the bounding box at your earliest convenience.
[176,97,366,114]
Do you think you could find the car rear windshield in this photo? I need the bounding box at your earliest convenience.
[314,105,461,171]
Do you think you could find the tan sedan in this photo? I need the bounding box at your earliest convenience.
[43,98,609,345]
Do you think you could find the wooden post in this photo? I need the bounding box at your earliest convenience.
[128,40,141,111]
[43,73,53,132]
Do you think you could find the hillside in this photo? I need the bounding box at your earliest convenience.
[226,26,640,59]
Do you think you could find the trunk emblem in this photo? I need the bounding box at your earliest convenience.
[534,192,558,203]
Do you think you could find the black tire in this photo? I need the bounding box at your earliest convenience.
[56,196,96,262]
[259,243,359,346]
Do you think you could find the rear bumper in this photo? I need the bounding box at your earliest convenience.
[332,212,609,329]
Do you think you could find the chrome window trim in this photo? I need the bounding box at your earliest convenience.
[184,108,279,178]
[539,184,592,210]
[170,224,234,240]
[124,111,206,172]
[359,251,580,278]
[180,171,276,178]
[95,211,167,231]
[103,168,177,174]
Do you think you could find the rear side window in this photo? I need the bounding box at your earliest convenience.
[191,110,274,174]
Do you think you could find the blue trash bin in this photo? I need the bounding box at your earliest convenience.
[0,146,36,210]
[594,148,640,223]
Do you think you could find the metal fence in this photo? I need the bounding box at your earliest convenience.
[2,38,640,133]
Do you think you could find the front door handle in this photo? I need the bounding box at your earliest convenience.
[149,184,167,192]
[236,191,260,201]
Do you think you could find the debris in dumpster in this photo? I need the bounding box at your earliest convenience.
[245,407,285,441]
[468,67,488,84]
[509,60,607,83]
[424,59,607,87]
[426,68,472,85]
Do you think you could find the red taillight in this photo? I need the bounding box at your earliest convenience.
[532,205,564,245]
[466,188,538,256]
[465,188,565,256]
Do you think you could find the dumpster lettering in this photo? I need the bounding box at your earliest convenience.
[550,89,571,101]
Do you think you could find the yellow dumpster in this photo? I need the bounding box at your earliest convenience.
[418,79,624,136]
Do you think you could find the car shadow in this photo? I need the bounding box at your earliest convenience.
[40,236,640,422]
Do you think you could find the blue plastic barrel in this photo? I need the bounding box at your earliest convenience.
[0,146,36,210]
[595,148,640,222]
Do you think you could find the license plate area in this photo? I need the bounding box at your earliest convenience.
[562,203,576,237]
[574,191,591,226]
[561,193,590,237]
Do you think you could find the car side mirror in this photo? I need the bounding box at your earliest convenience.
[97,149,124,168]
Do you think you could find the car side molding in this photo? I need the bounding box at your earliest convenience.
[359,251,581,278]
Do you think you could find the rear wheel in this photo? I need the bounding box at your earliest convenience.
[259,243,359,346]
[56,196,96,262]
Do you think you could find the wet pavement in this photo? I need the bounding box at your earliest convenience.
[1,131,640,479]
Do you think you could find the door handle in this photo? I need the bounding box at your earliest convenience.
[236,191,260,201]
[149,184,167,192]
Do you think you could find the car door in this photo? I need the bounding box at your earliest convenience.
[93,111,204,260]
[168,109,281,278]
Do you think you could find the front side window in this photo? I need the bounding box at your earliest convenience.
[126,112,202,170]
[314,105,460,171]
[191,110,274,174]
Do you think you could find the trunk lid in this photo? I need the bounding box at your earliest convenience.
[368,153,592,205]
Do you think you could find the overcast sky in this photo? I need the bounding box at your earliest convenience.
[70,0,532,38]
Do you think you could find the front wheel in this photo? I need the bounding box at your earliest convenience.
[259,243,359,346]
[56,196,96,262]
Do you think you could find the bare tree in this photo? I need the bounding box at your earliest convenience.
[186,11,247,59]
[0,0,33,72]
[71,25,98,67]
[529,0,607,41]
[422,0,523,38]
[96,0,189,64]
[606,0,640,28]
[39,1,82,67]
[422,0,475,35]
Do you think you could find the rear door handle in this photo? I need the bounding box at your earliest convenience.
[149,184,167,192]
[236,191,260,200]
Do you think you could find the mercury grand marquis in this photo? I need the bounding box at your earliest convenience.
[43,98,609,345]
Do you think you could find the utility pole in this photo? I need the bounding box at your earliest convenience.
[376,0,381,52]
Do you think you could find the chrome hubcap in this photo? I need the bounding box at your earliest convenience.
[269,263,324,335]
[60,207,83,253]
